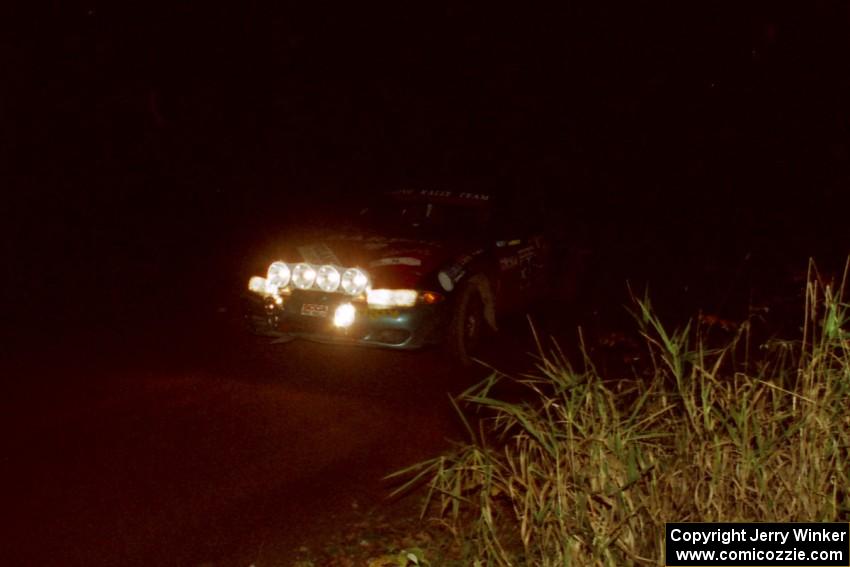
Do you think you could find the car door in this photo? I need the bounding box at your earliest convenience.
[490,201,549,312]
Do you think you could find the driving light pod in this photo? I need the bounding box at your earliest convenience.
[341,268,369,295]
[267,261,291,290]
[316,265,341,292]
[333,302,356,328]
[292,263,317,289]
[366,289,418,308]
[264,279,281,296]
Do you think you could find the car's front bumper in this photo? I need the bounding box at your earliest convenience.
[242,290,447,350]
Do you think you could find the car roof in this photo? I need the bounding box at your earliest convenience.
[386,188,493,207]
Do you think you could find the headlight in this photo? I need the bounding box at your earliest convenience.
[292,263,317,289]
[333,302,356,328]
[267,261,291,290]
[341,268,369,295]
[248,276,267,294]
[316,265,341,292]
[367,289,418,308]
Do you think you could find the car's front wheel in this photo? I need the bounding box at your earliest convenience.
[447,278,490,366]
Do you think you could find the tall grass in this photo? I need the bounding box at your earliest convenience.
[390,261,850,565]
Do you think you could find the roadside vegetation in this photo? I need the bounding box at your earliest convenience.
[383,260,850,566]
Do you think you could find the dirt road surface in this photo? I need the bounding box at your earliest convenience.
[3,308,500,566]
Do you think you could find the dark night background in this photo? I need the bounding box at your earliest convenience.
[4,1,850,339]
[2,2,850,564]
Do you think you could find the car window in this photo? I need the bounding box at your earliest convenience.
[355,199,491,239]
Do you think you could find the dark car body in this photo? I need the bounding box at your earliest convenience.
[243,188,551,360]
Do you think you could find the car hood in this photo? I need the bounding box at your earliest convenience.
[271,229,473,289]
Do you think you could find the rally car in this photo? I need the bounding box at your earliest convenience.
[243,188,553,363]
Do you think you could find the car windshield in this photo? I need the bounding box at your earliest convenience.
[353,198,492,240]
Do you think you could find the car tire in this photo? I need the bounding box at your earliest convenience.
[447,278,489,366]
